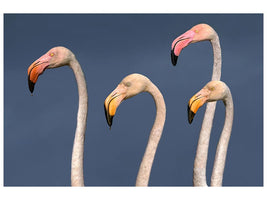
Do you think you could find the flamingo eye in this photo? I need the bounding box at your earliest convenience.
[194,29,199,33]
[125,82,131,87]
[50,53,55,57]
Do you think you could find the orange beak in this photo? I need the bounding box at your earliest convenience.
[171,30,195,66]
[104,84,127,128]
[27,54,51,94]
[187,88,209,124]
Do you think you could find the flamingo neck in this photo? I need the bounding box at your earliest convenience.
[69,57,88,186]
[193,32,222,186]
[211,90,233,186]
[211,33,222,81]
[193,101,216,186]
[135,82,166,186]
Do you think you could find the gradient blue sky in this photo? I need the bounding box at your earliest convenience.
[4,13,263,188]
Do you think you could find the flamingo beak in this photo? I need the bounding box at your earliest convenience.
[171,30,195,66]
[27,54,51,94]
[171,49,178,66]
[187,89,209,124]
[104,84,127,128]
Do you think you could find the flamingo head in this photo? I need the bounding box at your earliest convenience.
[27,46,73,94]
[104,73,149,128]
[171,23,216,66]
[187,80,227,124]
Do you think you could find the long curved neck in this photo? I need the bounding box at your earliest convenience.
[211,91,233,186]
[211,33,222,81]
[193,32,222,186]
[135,82,166,186]
[193,102,216,186]
[69,56,88,186]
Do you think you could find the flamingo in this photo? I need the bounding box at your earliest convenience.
[27,46,87,186]
[188,80,234,186]
[171,24,222,186]
[104,73,166,186]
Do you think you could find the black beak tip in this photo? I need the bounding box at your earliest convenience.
[108,117,113,128]
[187,105,195,124]
[28,77,35,94]
[104,104,113,129]
[171,50,178,66]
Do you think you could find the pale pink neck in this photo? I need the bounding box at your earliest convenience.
[135,81,166,186]
[193,31,222,186]
[211,33,222,81]
[69,57,88,186]
[211,89,233,186]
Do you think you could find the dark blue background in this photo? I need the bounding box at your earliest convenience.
[4,14,263,186]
